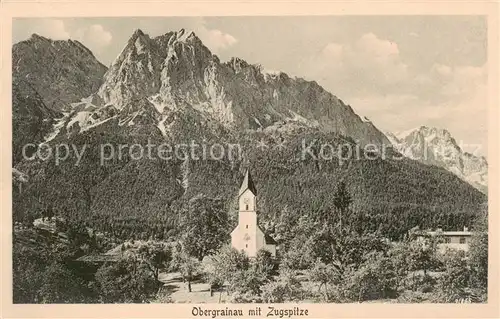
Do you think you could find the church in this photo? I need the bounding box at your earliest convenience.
[231,170,277,257]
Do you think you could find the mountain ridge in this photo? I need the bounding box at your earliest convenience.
[13,34,107,112]
[40,28,391,147]
[12,34,108,163]
[385,126,488,193]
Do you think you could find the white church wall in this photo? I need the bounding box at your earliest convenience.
[239,189,256,212]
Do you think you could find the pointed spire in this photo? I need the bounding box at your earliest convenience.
[239,169,257,197]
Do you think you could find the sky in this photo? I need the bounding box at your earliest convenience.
[13,16,488,156]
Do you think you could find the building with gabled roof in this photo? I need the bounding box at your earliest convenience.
[231,169,277,257]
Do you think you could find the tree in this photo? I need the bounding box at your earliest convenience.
[203,245,249,288]
[38,262,88,303]
[339,252,398,302]
[95,259,159,303]
[171,245,200,292]
[228,266,268,298]
[254,249,276,279]
[333,181,352,230]
[65,221,93,255]
[281,233,315,270]
[13,243,46,303]
[435,250,472,302]
[13,233,94,303]
[308,181,381,273]
[179,195,230,260]
[386,242,411,291]
[405,233,440,289]
[310,224,388,274]
[308,259,341,300]
[261,267,305,303]
[468,207,487,291]
[43,204,55,220]
[136,242,172,282]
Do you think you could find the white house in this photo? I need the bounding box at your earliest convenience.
[231,169,277,257]
[418,227,473,253]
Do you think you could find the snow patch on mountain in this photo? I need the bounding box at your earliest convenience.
[134,37,148,54]
[263,69,283,82]
[253,117,263,128]
[148,94,167,114]
[67,111,94,130]
[84,116,117,131]
[43,113,69,143]
[287,110,319,127]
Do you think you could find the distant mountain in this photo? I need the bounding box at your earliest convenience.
[386,126,488,193]
[12,34,108,163]
[12,29,486,241]
[12,34,107,112]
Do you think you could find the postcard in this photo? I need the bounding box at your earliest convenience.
[1,1,499,318]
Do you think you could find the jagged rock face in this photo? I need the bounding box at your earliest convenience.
[12,34,107,112]
[98,30,167,108]
[91,29,390,146]
[12,78,61,163]
[386,126,488,193]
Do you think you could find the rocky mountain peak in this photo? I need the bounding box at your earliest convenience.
[386,126,488,193]
[33,28,392,146]
[24,33,97,60]
[28,33,49,42]
[12,35,107,112]
[227,57,251,72]
[132,28,146,37]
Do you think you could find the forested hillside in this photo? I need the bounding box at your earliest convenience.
[13,121,485,243]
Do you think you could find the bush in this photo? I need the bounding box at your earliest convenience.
[396,290,431,303]
[202,245,249,288]
[229,291,263,303]
[13,239,92,303]
[254,249,277,278]
[38,262,89,303]
[434,250,473,303]
[261,267,305,303]
[95,259,160,303]
[280,240,315,270]
[307,260,340,301]
[228,267,268,296]
[468,208,487,292]
[339,252,398,302]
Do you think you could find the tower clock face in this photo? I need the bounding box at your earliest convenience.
[243,233,251,241]
[243,198,249,204]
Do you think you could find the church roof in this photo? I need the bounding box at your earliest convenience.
[264,233,278,245]
[239,169,257,197]
[258,225,278,245]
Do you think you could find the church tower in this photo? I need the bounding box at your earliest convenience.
[231,169,276,257]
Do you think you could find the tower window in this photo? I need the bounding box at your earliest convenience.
[246,225,248,229]
[246,204,249,210]
[245,244,248,248]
